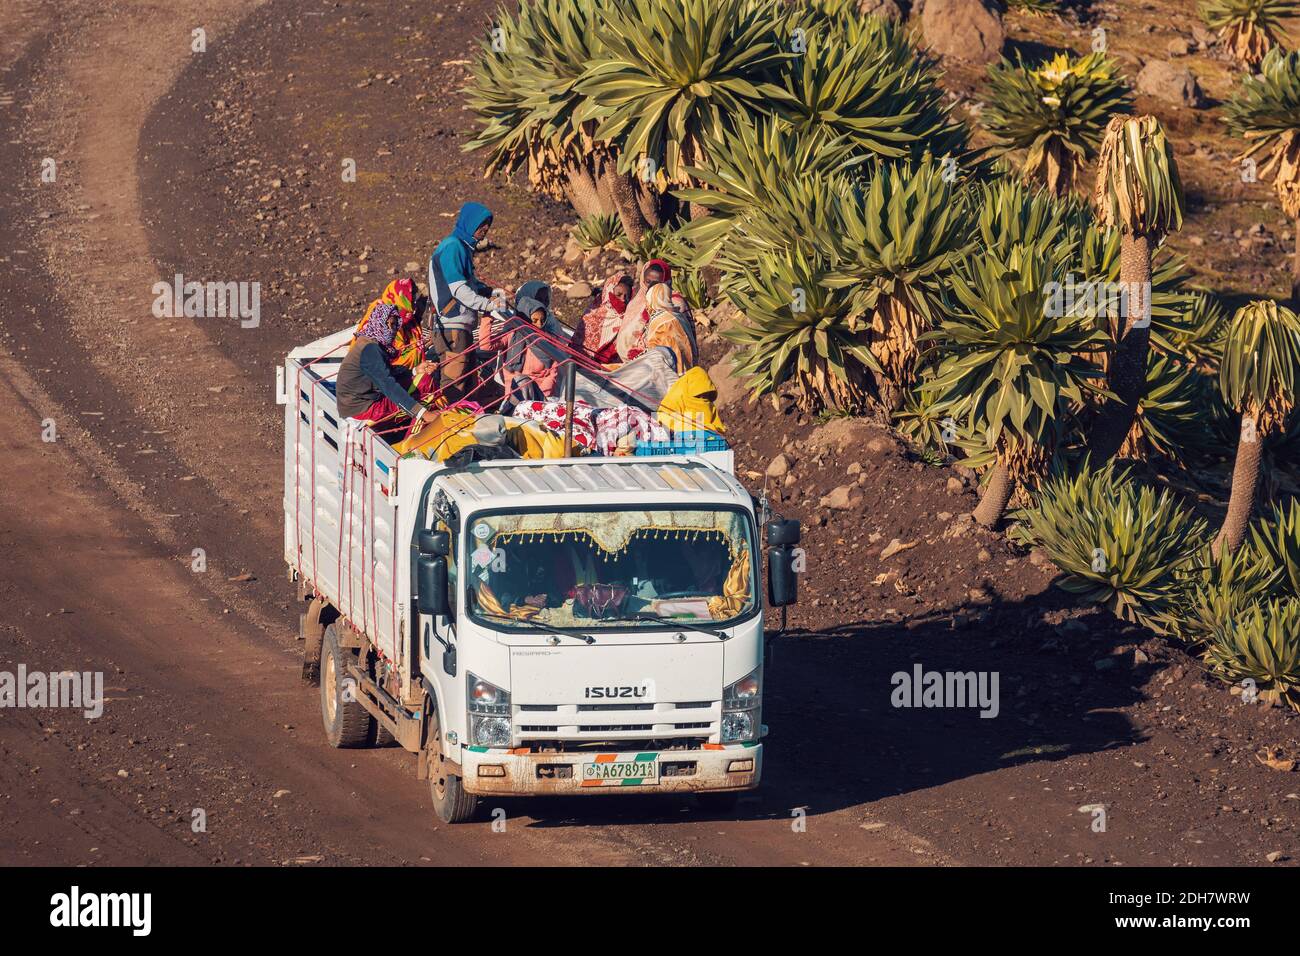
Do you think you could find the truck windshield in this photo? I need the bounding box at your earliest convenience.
[464,508,757,631]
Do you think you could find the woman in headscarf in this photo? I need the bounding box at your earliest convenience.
[571,272,632,365]
[479,279,562,352]
[617,258,691,361]
[501,294,567,404]
[335,302,434,437]
[642,281,698,374]
[353,277,433,380]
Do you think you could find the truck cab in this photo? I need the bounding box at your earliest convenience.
[414,459,771,820]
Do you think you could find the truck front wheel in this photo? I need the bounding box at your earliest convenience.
[426,708,477,824]
[320,623,375,748]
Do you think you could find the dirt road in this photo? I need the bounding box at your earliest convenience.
[0,0,1295,867]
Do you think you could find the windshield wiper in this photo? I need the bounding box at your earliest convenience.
[476,610,594,645]
[631,611,730,641]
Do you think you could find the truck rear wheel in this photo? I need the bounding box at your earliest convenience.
[320,624,375,748]
[426,708,477,824]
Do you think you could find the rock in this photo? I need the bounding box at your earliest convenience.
[708,352,745,409]
[806,417,875,455]
[880,537,918,560]
[820,485,862,510]
[273,789,291,799]
[1029,547,1055,570]
[846,461,862,476]
[857,0,903,20]
[866,436,891,455]
[766,454,792,479]
[705,299,742,335]
[1266,851,1285,863]
[1137,61,1203,108]
[946,476,966,495]
[564,280,593,300]
[404,261,421,273]
[922,0,1004,65]
[563,237,583,265]
[1166,37,1191,57]
[977,548,991,562]
[936,511,952,522]
[1191,23,1216,48]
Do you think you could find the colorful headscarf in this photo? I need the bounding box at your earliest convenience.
[381,277,416,321]
[645,282,674,317]
[359,302,400,358]
[643,258,672,286]
[580,273,631,358]
[644,283,697,373]
[355,279,422,368]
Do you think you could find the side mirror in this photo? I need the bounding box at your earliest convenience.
[766,519,800,608]
[418,529,451,557]
[417,556,450,618]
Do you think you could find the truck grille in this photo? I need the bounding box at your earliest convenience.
[514,700,719,745]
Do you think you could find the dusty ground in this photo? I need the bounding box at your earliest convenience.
[0,0,1297,867]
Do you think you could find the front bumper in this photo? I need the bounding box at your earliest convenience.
[460,743,762,796]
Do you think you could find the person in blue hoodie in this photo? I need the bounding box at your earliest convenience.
[427,202,508,402]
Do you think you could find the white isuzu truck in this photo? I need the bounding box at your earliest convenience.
[280,328,800,822]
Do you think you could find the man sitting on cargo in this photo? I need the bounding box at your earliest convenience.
[335,302,434,438]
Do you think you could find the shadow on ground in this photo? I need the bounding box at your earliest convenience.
[509,587,1148,828]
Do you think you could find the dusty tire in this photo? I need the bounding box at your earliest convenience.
[427,705,477,824]
[696,791,741,813]
[320,624,374,749]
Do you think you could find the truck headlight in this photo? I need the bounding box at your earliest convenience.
[721,668,761,743]
[467,672,511,747]
[470,715,512,748]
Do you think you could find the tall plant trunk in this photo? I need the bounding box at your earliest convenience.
[1213,411,1264,557]
[973,465,1015,529]
[1087,233,1153,462]
[599,163,649,243]
[565,164,607,219]
[1292,213,1300,307]
[634,180,663,228]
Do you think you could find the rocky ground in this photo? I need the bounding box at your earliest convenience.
[0,0,1296,867]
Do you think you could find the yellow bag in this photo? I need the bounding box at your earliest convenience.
[508,421,566,459]
[657,366,725,435]
[394,410,480,460]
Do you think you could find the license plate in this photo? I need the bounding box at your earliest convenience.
[580,753,660,787]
